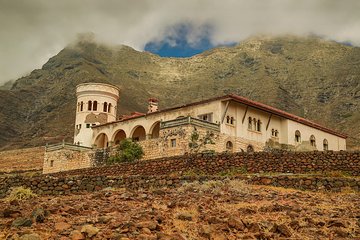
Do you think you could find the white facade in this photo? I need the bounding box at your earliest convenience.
[72,83,346,153]
[74,83,120,147]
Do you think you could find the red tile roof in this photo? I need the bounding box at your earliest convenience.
[94,94,347,138]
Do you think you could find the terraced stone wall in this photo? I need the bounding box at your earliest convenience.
[0,174,359,199]
[49,151,360,177]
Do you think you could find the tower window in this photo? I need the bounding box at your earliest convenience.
[226,116,230,124]
[93,101,98,111]
[103,102,108,112]
[108,103,112,113]
[295,130,301,143]
[88,100,92,111]
[230,117,234,125]
[80,101,83,111]
[253,118,257,131]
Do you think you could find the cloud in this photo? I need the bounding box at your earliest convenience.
[0,0,359,84]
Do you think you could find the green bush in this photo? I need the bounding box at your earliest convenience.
[108,138,144,164]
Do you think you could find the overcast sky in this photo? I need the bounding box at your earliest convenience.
[0,0,360,85]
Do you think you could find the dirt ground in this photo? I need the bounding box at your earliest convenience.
[1,180,359,240]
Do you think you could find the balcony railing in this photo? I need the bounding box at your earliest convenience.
[160,117,220,131]
[45,141,93,152]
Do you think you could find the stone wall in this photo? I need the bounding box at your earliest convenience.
[139,124,222,160]
[0,174,359,199]
[48,150,360,177]
[43,146,94,174]
[0,147,44,173]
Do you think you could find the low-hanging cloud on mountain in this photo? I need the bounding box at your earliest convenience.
[0,0,359,84]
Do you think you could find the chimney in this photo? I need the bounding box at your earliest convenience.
[148,98,159,113]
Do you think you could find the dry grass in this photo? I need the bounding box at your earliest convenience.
[6,186,37,202]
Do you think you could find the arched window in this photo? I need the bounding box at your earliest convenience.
[248,117,252,129]
[272,129,275,136]
[257,120,261,132]
[226,116,230,124]
[103,102,108,112]
[275,130,279,137]
[295,130,301,143]
[323,139,328,151]
[253,118,257,131]
[88,100,92,111]
[80,101,83,111]
[230,117,234,125]
[247,145,254,153]
[310,135,316,147]
[93,101,98,111]
[108,103,112,113]
[226,141,233,152]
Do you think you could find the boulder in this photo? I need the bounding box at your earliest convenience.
[136,221,158,230]
[70,230,85,240]
[228,217,245,231]
[81,224,99,237]
[31,207,46,223]
[55,221,72,231]
[12,217,33,227]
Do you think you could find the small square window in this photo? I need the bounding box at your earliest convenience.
[171,139,176,148]
[86,124,90,128]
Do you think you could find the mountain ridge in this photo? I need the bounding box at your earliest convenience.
[1,35,359,150]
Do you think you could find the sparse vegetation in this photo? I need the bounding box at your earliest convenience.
[6,187,37,202]
[182,168,206,176]
[177,179,250,195]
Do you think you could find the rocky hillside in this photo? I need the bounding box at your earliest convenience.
[1,35,360,150]
[1,180,359,239]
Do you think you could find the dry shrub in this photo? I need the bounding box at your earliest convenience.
[7,187,37,201]
[227,179,250,194]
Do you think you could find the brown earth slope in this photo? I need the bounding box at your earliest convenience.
[1,35,360,150]
[0,180,359,239]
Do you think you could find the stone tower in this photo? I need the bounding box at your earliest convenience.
[74,83,120,147]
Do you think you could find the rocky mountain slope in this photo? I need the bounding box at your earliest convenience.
[1,35,360,150]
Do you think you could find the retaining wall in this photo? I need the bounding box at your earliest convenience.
[49,150,360,177]
[0,174,359,199]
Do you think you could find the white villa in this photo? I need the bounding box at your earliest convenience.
[73,83,346,160]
